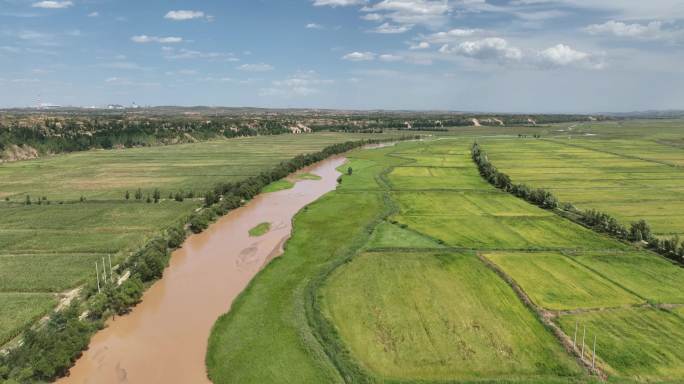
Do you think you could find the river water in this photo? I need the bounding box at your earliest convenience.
[57,156,346,384]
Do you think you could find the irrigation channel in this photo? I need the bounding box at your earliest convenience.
[57,156,347,384]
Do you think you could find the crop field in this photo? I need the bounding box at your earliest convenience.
[0,132,382,349]
[557,308,684,381]
[484,251,643,310]
[481,120,684,237]
[320,138,682,382]
[322,251,582,381]
[0,133,378,201]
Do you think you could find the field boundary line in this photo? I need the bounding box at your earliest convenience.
[477,252,607,380]
[543,138,680,168]
[559,251,649,304]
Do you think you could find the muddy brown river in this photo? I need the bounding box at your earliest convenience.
[57,156,346,384]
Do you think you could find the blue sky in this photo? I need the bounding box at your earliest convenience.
[1,0,683,112]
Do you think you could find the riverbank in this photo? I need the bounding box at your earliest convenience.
[56,157,346,383]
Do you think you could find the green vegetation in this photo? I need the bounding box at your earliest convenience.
[0,133,380,201]
[0,132,401,383]
[322,251,582,381]
[297,172,322,181]
[248,222,271,237]
[572,252,684,304]
[209,140,593,383]
[207,174,387,383]
[557,308,684,381]
[481,124,684,241]
[0,294,57,346]
[262,179,294,193]
[365,221,445,249]
[207,140,684,383]
[6,116,684,383]
[485,252,642,310]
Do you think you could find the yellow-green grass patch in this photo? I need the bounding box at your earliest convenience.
[557,308,684,381]
[365,221,445,249]
[321,251,584,382]
[394,215,621,250]
[0,253,105,293]
[262,179,294,193]
[296,173,322,180]
[572,252,684,304]
[388,166,486,189]
[485,252,642,310]
[0,293,57,345]
[248,222,271,237]
[392,191,551,217]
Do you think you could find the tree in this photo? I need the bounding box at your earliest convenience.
[630,220,652,242]
[25,195,31,205]
[125,190,130,200]
[153,189,161,203]
[347,167,353,176]
[135,188,142,200]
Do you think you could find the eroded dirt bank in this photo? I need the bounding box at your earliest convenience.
[56,156,346,384]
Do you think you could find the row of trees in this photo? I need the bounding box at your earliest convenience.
[0,135,418,383]
[472,142,559,209]
[472,142,684,264]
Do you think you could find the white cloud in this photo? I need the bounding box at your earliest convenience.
[32,1,73,9]
[313,0,367,6]
[162,47,237,61]
[131,35,183,44]
[422,28,482,44]
[537,43,604,69]
[371,22,413,33]
[165,10,211,21]
[342,51,376,61]
[306,23,324,29]
[379,54,403,62]
[409,41,430,50]
[361,0,452,27]
[238,63,274,72]
[584,20,664,39]
[87,11,99,17]
[361,13,383,21]
[441,37,523,62]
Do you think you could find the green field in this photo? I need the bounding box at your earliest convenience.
[482,121,684,237]
[557,308,684,381]
[322,251,583,381]
[0,294,57,346]
[6,120,684,383]
[0,132,383,349]
[207,136,684,383]
[485,251,643,310]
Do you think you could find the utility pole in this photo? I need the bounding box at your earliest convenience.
[108,254,114,284]
[95,262,101,293]
[581,326,586,359]
[102,257,107,285]
[592,335,597,369]
[573,321,578,348]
